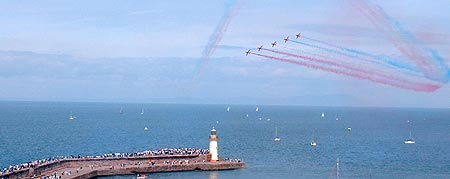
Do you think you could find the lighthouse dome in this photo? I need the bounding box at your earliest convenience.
[211,127,217,135]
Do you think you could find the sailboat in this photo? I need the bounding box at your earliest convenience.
[119,107,123,114]
[69,111,76,120]
[255,107,259,112]
[404,120,415,144]
[273,126,281,142]
[404,131,415,144]
[310,131,317,146]
[321,112,325,118]
[227,106,230,112]
[141,108,144,115]
[336,158,340,179]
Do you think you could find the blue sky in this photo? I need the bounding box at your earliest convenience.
[0,0,449,107]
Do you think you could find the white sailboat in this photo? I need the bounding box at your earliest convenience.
[141,108,144,115]
[227,106,230,112]
[274,126,281,142]
[321,112,325,118]
[336,158,340,179]
[255,107,259,112]
[310,131,317,146]
[404,120,415,144]
[69,111,76,120]
[404,131,415,144]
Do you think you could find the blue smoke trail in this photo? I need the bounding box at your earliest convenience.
[289,39,357,59]
[196,0,240,74]
[352,0,449,83]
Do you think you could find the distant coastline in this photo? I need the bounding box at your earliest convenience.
[0,100,448,110]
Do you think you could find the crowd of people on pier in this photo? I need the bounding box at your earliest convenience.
[0,148,210,176]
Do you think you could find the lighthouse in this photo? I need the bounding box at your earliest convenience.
[209,127,219,162]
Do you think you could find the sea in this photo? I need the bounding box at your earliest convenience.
[1,101,450,179]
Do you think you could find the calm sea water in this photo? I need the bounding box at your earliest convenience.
[1,101,450,178]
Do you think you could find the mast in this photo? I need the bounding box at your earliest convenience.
[275,126,278,137]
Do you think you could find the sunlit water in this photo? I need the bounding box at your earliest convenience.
[1,101,449,178]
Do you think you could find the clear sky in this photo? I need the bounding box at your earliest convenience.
[0,0,449,108]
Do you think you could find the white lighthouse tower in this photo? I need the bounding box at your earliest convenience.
[209,127,219,162]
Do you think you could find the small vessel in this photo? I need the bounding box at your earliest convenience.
[336,158,340,179]
[347,127,352,131]
[321,112,325,118]
[255,107,259,112]
[404,131,415,144]
[136,174,147,179]
[310,131,317,146]
[273,126,281,142]
[141,108,144,115]
[404,120,415,144]
[119,107,123,114]
[227,106,230,112]
[144,127,148,131]
[246,114,249,117]
[69,111,77,120]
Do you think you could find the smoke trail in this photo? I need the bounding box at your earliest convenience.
[250,52,440,92]
[288,38,419,75]
[289,39,356,59]
[262,48,439,90]
[282,45,424,79]
[282,46,330,60]
[350,0,449,83]
[301,36,421,73]
[197,0,241,74]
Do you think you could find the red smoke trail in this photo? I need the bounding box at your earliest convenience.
[250,52,440,92]
[262,48,437,89]
[266,48,405,81]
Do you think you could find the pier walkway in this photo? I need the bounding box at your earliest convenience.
[1,149,244,179]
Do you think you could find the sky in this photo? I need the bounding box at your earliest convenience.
[0,0,449,108]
